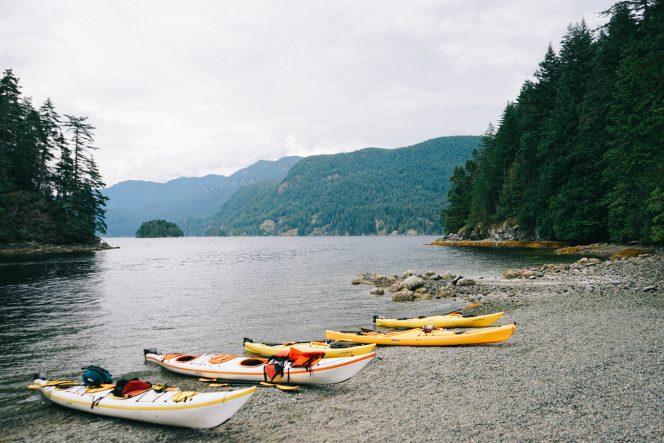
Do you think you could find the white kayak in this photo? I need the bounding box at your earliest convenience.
[144,350,376,385]
[31,377,256,429]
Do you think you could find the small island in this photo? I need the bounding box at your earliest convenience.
[136,219,184,238]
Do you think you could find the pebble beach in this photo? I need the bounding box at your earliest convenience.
[6,250,663,442]
[220,251,663,442]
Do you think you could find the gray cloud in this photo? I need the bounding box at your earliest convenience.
[0,0,614,185]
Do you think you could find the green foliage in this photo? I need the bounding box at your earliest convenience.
[103,157,301,236]
[442,1,664,243]
[135,219,184,238]
[0,69,106,244]
[208,137,480,236]
[647,187,664,242]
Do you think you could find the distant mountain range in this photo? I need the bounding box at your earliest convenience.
[103,156,301,236]
[103,136,480,237]
[208,136,480,236]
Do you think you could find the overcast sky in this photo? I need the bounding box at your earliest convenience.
[1,0,615,185]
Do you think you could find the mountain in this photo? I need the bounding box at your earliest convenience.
[208,136,480,236]
[103,156,301,236]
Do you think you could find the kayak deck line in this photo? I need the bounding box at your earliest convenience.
[146,352,376,376]
[40,385,257,412]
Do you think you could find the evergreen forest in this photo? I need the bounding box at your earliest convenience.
[0,69,106,244]
[442,1,664,244]
[209,136,480,236]
[135,219,184,238]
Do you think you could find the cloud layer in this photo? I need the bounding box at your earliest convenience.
[0,0,614,184]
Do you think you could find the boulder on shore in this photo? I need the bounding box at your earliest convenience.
[400,275,424,290]
[503,269,522,279]
[440,272,456,281]
[521,270,536,279]
[436,289,454,298]
[392,289,416,302]
[370,287,384,295]
[456,278,476,286]
[576,257,603,266]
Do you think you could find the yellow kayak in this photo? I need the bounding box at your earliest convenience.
[325,323,516,346]
[374,311,504,329]
[243,339,376,358]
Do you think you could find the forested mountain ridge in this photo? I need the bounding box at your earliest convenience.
[443,1,664,244]
[104,156,301,236]
[208,136,480,236]
[0,69,106,244]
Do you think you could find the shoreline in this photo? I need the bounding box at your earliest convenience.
[0,241,117,257]
[221,250,663,442]
[431,239,567,249]
[4,247,662,442]
[431,239,655,258]
[226,250,663,441]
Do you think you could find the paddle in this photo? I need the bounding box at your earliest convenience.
[208,383,229,388]
[198,377,216,382]
[446,302,480,313]
[259,381,300,391]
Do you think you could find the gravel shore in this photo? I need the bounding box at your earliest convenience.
[220,252,663,442]
[7,251,663,442]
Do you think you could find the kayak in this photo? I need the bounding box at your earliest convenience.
[144,350,375,385]
[374,311,504,329]
[30,377,255,429]
[325,323,516,346]
[243,338,376,358]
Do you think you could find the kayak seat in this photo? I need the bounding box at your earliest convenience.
[175,355,199,363]
[209,354,237,365]
[239,358,267,367]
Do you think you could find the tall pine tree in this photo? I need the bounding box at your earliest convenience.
[441,0,664,244]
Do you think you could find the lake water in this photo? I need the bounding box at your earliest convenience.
[0,236,577,434]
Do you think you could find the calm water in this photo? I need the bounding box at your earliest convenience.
[0,236,576,432]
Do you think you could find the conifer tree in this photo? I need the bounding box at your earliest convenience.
[441,1,664,243]
[604,0,664,241]
[0,69,108,244]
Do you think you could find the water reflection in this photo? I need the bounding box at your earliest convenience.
[0,254,104,421]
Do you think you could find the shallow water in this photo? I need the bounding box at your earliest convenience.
[0,236,578,435]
